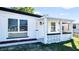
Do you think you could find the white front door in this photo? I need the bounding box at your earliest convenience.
[36,20,44,39]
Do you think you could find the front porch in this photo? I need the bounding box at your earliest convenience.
[37,17,73,44]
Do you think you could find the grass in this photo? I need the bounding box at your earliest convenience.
[0,36,79,51]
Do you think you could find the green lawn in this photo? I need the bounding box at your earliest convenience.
[0,37,79,51]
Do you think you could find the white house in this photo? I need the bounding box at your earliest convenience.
[0,7,73,46]
[73,22,79,34]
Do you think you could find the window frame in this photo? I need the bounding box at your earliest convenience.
[20,20,28,32]
[50,22,56,32]
[73,24,76,29]
[8,18,18,32]
[8,18,28,38]
[62,23,70,32]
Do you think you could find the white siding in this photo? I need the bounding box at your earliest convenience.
[47,20,72,44]
[47,34,72,44]
[0,14,8,40]
[0,16,1,40]
[0,10,73,45]
[47,35,60,44]
[61,34,72,41]
[0,10,39,41]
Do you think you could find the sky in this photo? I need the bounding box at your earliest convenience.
[34,7,79,22]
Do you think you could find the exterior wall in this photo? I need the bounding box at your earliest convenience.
[0,10,39,41]
[46,19,72,44]
[35,19,45,43]
[0,10,73,45]
[46,20,60,44]
[0,17,1,40]
[47,35,60,44]
[48,20,60,33]
[37,19,73,44]
[0,14,8,40]
[61,34,72,41]
[47,34,72,44]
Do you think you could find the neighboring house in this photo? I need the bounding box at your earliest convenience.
[0,7,73,47]
[73,23,79,34]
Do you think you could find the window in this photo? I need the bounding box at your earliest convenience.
[8,18,28,38]
[8,19,18,32]
[73,24,76,29]
[62,24,70,32]
[51,22,56,32]
[62,26,64,31]
[20,20,28,31]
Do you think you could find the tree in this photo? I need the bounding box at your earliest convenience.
[11,7,34,13]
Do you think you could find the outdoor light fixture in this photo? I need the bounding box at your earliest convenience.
[40,21,44,25]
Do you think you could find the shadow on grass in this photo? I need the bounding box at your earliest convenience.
[57,39,79,51]
[0,39,79,51]
[70,39,79,51]
[40,39,79,51]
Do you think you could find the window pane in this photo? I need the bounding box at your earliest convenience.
[8,19,18,32]
[20,20,28,31]
[62,26,64,31]
[51,22,55,32]
[51,22,55,26]
[73,24,76,29]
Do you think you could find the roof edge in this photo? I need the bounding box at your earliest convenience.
[0,7,42,18]
[47,17,74,22]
